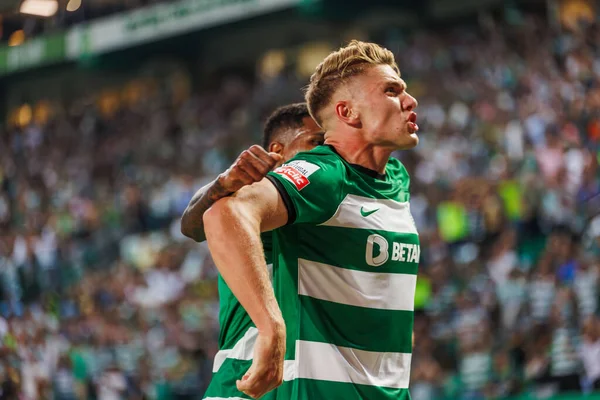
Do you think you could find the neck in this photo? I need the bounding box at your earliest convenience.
[325,134,392,174]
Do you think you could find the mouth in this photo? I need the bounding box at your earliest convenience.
[407,112,419,134]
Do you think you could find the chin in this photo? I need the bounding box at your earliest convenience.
[398,134,419,149]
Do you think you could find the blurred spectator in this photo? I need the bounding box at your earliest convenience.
[528,254,557,324]
[53,356,77,400]
[580,315,600,391]
[97,364,127,400]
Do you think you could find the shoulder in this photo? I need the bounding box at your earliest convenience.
[270,146,345,190]
[387,155,409,177]
[288,145,345,171]
[266,146,346,224]
[387,156,411,189]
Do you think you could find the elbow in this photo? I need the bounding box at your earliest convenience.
[202,201,228,239]
[180,210,197,241]
[203,198,254,240]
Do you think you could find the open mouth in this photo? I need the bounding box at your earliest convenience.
[407,112,419,134]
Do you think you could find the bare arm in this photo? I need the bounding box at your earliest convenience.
[181,145,281,242]
[203,177,288,330]
[180,178,233,242]
[203,178,288,398]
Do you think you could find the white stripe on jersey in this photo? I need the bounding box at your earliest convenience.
[298,258,416,311]
[295,340,412,388]
[320,194,418,234]
[212,327,296,382]
[213,327,258,372]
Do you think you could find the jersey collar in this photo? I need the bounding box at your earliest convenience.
[325,145,387,180]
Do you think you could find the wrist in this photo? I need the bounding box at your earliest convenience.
[256,311,285,337]
[212,175,233,200]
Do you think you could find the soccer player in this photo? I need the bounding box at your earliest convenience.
[180,103,324,399]
[203,40,420,400]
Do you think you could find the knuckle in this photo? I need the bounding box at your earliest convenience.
[227,170,240,180]
[257,166,269,175]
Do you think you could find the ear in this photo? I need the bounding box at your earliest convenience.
[269,141,284,154]
[334,101,361,127]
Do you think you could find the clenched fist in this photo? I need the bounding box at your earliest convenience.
[237,324,286,399]
[217,145,282,195]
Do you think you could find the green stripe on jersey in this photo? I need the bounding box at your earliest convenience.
[298,226,419,275]
[203,358,278,400]
[299,296,413,353]
[296,226,421,275]
[203,358,254,400]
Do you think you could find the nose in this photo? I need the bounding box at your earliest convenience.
[402,92,418,111]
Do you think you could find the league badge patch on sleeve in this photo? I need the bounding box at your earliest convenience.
[273,160,320,190]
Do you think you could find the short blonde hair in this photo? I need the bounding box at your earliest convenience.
[305,40,399,127]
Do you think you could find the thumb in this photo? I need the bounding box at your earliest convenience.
[236,366,254,388]
[236,372,252,391]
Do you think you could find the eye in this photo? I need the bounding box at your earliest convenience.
[386,87,397,95]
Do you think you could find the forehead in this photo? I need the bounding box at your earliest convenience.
[299,116,322,134]
[278,116,323,146]
[354,64,404,87]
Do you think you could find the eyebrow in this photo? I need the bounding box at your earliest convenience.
[384,80,407,91]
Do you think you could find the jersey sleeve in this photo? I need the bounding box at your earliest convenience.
[266,153,343,225]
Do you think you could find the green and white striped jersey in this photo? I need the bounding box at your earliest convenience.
[266,145,419,400]
[203,233,276,400]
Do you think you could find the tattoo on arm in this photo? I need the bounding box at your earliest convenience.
[181,177,232,242]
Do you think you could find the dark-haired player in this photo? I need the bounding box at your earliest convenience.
[180,103,323,400]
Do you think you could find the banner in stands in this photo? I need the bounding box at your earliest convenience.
[67,0,305,57]
[0,0,309,76]
[0,33,66,75]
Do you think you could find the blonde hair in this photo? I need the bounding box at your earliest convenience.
[305,40,399,127]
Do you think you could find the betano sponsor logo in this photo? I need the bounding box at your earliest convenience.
[366,234,420,267]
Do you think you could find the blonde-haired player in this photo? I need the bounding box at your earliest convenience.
[203,40,420,399]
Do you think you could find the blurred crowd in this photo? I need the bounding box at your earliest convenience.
[1,7,600,400]
[401,10,600,400]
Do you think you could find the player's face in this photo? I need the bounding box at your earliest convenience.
[280,117,325,163]
[349,64,419,149]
